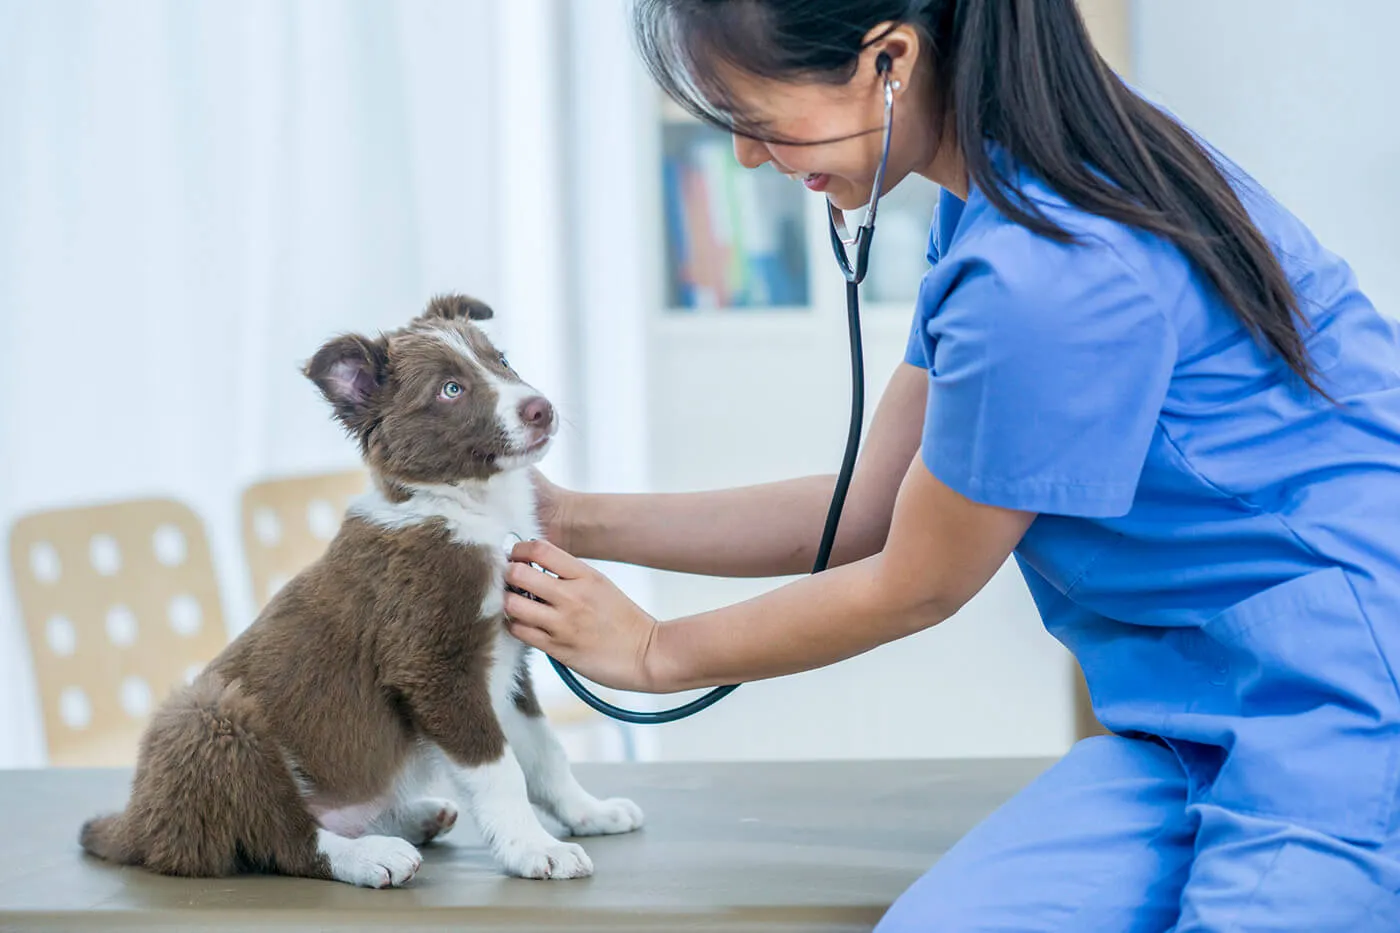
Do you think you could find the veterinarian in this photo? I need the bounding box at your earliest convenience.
[504,0,1400,928]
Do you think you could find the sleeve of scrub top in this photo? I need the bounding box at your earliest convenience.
[904,308,931,368]
[903,211,945,371]
[918,238,1177,519]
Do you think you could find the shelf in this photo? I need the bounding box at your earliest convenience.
[660,303,812,318]
[650,305,833,341]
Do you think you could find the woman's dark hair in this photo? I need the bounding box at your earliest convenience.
[634,0,1323,394]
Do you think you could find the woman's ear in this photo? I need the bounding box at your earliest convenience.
[862,22,920,94]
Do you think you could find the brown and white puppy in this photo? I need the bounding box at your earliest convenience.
[79,295,642,887]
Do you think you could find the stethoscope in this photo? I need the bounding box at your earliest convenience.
[546,55,898,725]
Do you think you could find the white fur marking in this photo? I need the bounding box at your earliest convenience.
[489,626,526,710]
[349,468,539,623]
[432,328,482,373]
[280,748,312,799]
[450,752,593,880]
[317,830,422,888]
[491,373,540,449]
[498,698,645,837]
[431,328,540,449]
[350,468,538,549]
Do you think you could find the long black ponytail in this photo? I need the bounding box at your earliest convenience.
[634,0,1323,393]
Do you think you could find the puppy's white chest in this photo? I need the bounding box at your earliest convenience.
[349,471,538,621]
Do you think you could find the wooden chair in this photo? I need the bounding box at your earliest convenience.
[7,499,229,766]
[239,469,370,610]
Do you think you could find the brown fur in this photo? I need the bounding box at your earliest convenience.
[79,294,557,882]
[305,294,536,486]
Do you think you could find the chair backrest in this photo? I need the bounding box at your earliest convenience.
[7,499,229,766]
[239,470,369,610]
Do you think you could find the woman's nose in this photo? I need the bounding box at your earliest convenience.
[732,134,771,170]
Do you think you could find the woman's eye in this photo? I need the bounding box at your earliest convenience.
[439,381,463,400]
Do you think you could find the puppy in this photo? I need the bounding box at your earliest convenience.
[80,295,642,887]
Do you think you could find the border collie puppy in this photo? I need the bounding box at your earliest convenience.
[80,295,642,887]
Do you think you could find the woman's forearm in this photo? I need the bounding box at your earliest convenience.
[642,460,1037,693]
[565,476,875,577]
[562,365,932,577]
[645,551,948,691]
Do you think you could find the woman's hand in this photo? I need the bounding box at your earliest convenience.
[503,539,662,693]
[529,468,575,551]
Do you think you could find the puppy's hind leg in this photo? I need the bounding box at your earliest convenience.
[369,797,460,846]
[365,748,460,846]
[116,676,421,888]
[103,677,319,880]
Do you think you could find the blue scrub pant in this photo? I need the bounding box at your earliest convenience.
[877,735,1400,931]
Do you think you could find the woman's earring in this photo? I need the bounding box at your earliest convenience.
[891,79,903,92]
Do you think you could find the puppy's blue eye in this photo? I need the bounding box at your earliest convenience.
[498,354,511,369]
[439,381,463,400]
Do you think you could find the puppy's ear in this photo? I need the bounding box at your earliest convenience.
[419,293,494,323]
[304,334,389,436]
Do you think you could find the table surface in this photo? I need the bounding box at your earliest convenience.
[0,759,1052,932]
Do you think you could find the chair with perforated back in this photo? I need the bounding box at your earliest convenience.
[238,470,625,753]
[7,499,230,766]
[239,469,371,611]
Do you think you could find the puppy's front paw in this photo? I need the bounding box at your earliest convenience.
[328,834,423,888]
[561,797,645,837]
[498,838,594,880]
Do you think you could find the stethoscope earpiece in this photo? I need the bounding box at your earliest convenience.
[826,55,896,286]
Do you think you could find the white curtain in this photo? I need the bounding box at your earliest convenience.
[0,0,593,766]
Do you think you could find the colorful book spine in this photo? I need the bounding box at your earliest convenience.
[661,127,807,310]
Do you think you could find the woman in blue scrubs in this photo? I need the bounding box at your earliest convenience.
[505,0,1400,927]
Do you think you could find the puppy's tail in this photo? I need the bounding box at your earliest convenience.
[80,813,135,864]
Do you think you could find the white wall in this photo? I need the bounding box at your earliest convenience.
[1133,1,1400,324]
[636,316,1075,763]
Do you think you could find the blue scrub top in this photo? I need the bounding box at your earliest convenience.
[905,146,1400,845]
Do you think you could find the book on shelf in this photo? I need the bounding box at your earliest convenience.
[661,127,808,311]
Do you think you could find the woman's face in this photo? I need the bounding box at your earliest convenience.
[717,32,941,211]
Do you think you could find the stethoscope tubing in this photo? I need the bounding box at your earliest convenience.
[548,71,896,725]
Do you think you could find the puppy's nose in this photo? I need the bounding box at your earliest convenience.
[519,396,554,430]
